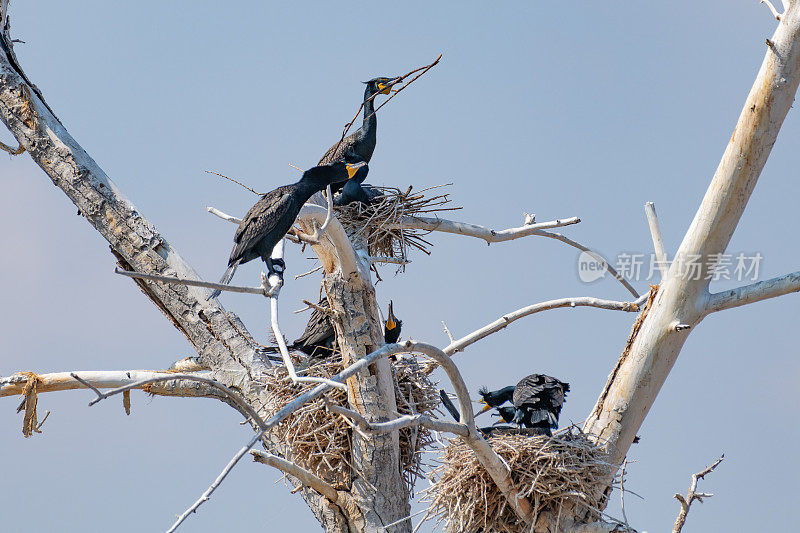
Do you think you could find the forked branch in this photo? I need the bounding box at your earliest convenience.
[672,455,724,533]
[393,214,580,242]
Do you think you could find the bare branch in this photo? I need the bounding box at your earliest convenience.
[392,214,580,243]
[0,138,23,154]
[114,267,267,296]
[327,403,469,437]
[206,206,242,224]
[705,270,800,313]
[533,230,640,298]
[620,459,630,528]
[441,321,455,343]
[442,295,647,357]
[1,370,214,399]
[251,450,340,503]
[672,455,724,533]
[294,264,323,280]
[644,202,668,280]
[762,0,784,20]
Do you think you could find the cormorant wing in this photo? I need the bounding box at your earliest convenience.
[293,300,335,347]
[439,390,461,422]
[318,129,362,166]
[230,186,296,264]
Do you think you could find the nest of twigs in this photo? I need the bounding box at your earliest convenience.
[393,355,441,490]
[260,355,439,491]
[335,184,460,268]
[422,428,612,532]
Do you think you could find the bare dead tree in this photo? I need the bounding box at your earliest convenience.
[2,1,800,532]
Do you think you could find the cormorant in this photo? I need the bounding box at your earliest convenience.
[334,163,382,206]
[477,385,515,413]
[292,297,336,358]
[384,301,403,343]
[210,161,366,298]
[318,76,400,192]
[479,374,570,436]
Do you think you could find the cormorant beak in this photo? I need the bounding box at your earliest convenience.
[375,77,403,95]
[385,301,397,330]
[345,161,367,180]
[477,401,493,415]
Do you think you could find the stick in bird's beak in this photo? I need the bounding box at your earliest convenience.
[345,161,366,180]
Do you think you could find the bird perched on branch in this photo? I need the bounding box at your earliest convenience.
[319,76,401,189]
[209,161,366,298]
[480,374,570,436]
[383,300,403,343]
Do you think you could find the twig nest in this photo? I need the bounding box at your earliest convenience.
[334,184,460,268]
[423,428,613,532]
[260,355,439,491]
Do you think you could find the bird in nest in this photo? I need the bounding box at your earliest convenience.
[267,299,403,361]
[478,374,570,436]
[209,161,366,298]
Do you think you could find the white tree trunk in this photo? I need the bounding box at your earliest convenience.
[584,1,800,475]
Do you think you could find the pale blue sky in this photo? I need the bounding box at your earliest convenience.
[2,2,798,531]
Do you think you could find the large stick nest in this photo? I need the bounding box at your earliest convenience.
[334,184,460,269]
[259,355,438,491]
[422,428,613,532]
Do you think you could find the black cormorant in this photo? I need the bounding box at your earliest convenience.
[291,297,336,358]
[318,76,400,191]
[477,385,515,413]
[479,374,570,436]
[210,161,365,298]
[334,163,382,206]
[384,301,403,343]
[512,374,569,435]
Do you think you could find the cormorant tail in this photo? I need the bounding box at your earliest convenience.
[209,263,238,299]
[439,390,461,422]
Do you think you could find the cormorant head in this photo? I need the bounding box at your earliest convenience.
[477,385,515,414]
[307,161,367,187]
[383,301,403,343]
[364,76,402,96]
[491,406,516,425]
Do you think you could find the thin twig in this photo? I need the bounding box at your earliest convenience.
[367,54,442,120]
[620,459,629,527]
[205,170,261,195]
[326,55,441,162]
[0,139,24,154]
[114,267,269,296]
[534,230,640,298]
[442,321,454,343]
[294,264,322,280]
